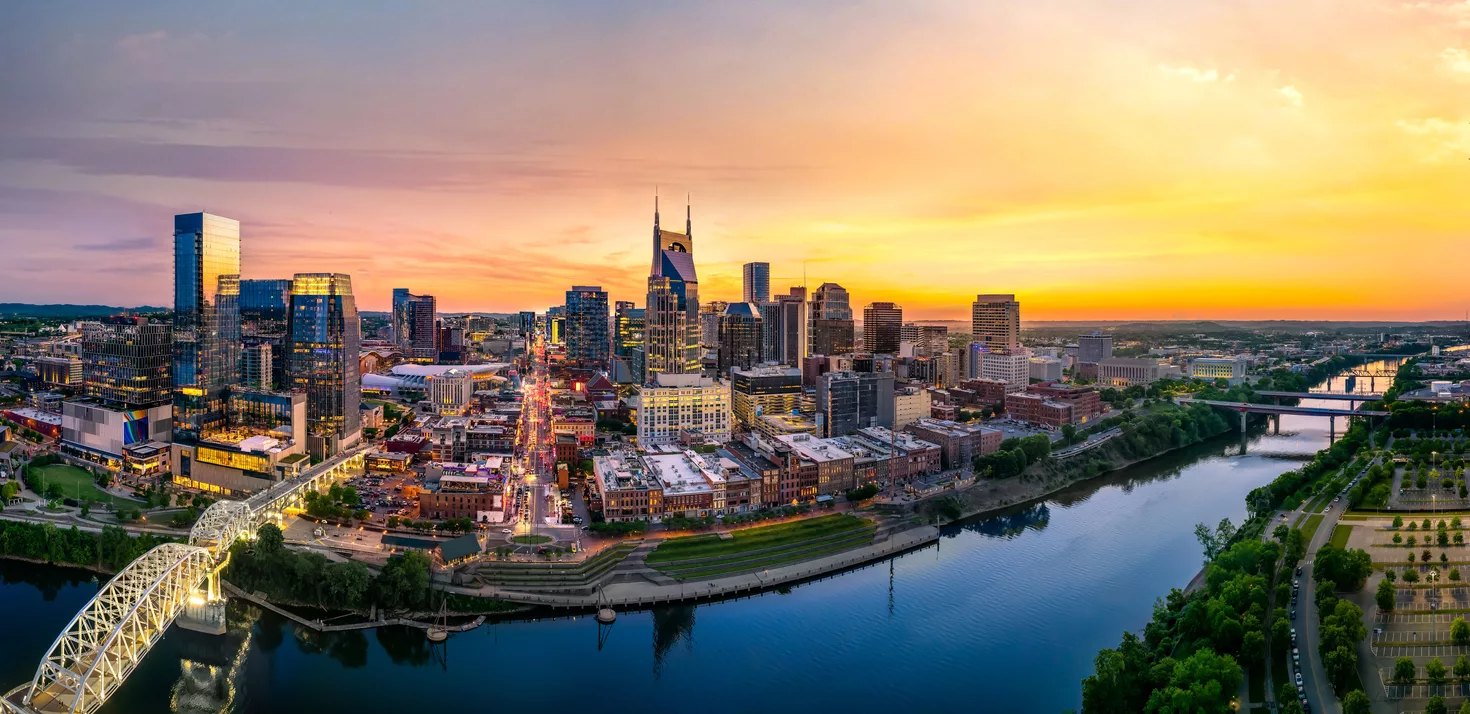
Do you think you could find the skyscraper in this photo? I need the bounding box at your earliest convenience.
[287,273,361,456]
[564,285,610,367]
[862,302,903,355]
[774,287,808,365]
[172,212,241,444]
[809,282,855,356]
[644,196,701,380]
[718,302,764,374]
[518,311,538,337]
[407,293,437,360]
[972,294,1021,352]
[240,278,292,390]
[742,262,770,304]
[83,317,172,408]
[1078,330,1113,364]
[392,288,412,347]
[817,371,895,437]
[614,301,645,357]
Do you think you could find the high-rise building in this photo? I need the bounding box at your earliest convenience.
[758,301,782,363]
[972,294,1021,352]
[241,342,273,390]
[172,212,241,444]
[644,196,701,380]
[287,273,361,457]
[83,317,172,408]
[406,293,437,360]
[564,286,610,367]
[775,288,808,365]
[742,262,771,304]
[718,302,764,374]
[862,302,903,355]
[809,282,854,356]
[240,278,292,390]
[636,373,731,446]
[730,365,801,429]
[614,301,645,357]
[392,288,412,347]
[981,348,1032,392]
[1078,331,1113,364]
[518,311,538,337]
[701,300,728,348]
[816,371,895,437]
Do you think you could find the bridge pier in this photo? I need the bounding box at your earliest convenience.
[1329,416,1335,443]
[178,570,227,635]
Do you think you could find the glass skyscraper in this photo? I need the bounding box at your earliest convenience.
[83,316,172,408]
[173,212,241,444]
[564,285,610,367]
[287,273,361,452]
[240,278,292,389]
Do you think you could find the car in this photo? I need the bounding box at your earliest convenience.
[1296,567,1302,576]
[1293,579,1299,587]
[1295,672,1302,685]
[501,528,512,534]
[1325,505,1332,511]
[1290,627,1296,637]
[1293,647,1299,662]
[1301,702,1310,713]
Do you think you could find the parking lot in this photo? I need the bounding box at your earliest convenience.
[345,470,418,521]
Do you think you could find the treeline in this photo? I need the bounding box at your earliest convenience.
[1245,420,1369,515]
[0,521,178,572]
[224,523,433,612]
[973,434,1052,479]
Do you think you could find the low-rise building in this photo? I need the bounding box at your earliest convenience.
[367,450,413,473]
[1027,383,1103,423]
[904,417,1003,470]
[774,433,856,496]
[1097,358,1163,386]
[893,386,931,430]
[1028,356,1063,382]
[419,473,505,521]
[1004,392,1073,427]
[957,378,1009,407]
[1189,356,1250,385]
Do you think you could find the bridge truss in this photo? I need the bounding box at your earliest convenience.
[4,449,366,714]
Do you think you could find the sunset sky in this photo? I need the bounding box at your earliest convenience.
[2,1,1469,320]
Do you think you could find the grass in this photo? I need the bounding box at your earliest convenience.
[1328,525,1352,549]
[646,514,871,564]
[664,533,877,580]
[32,464,139,506]
[1299,515,1326,543]
[511,534,552,545]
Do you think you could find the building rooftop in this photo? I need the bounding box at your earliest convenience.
[775,433,854,463]
[4,407,61,426]
[644,451,722,495]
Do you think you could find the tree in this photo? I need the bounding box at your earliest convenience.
[1393,514,1404,528]
[1142,649,1242,714]
[1273,524,1290,543]
[1324,645,1358,693]
[1460,700,1470,714]
[1393,656,1416,685]
[1409,534,1418,547]
[255,522,285,555]
[1215,518,1237,548]
[1452,616,1470,646]
[1455,653,1470,683]
[1313,545,1373,591]
[1394,533,1403,544]
[1405,567,1420,582]
[1426,518,1434,529]
[1426,695,1447,714]
[1428,656,1448,685]
[1239,629,1265,666]
[1341,690,1371,714]
[1386,569,1396,582]
[1377,578,1396,612]
[1195,522,1219,563]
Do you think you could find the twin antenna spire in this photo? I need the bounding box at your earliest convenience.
[653,188,692,238]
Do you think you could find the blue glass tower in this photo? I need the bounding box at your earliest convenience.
[172,212,241,444]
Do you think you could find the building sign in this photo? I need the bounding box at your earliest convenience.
[122,409,149,445]
[195,446,268,473]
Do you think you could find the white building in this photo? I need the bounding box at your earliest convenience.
[1097,357,1163,386]
[981,348,1031,393]
[635,373,732,447]
[1029,356,1063,382]
[893,386,932,430]
[1188,357,1250,385]
[425,368,475,415]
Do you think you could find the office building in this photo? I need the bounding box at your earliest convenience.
[816,371,895,437]
[393,288,413,347]
[742,262,771,304]
[407,293,437,360]
[36,356,82,387]
[809,282,855,356]
[972,294,1021,352]
[1029,356,1064,382]
[83,317,172,408]
[287,273,362,457]
[172,212,241,445]
[893,385,931,430]
[904,418,1003,470]
[518,310,538,337]
[1097,357,1163,386]
[862,302,903,355]
[614,301,645,357]
[700,300,728,348]
[241,342,272,390]
[644,197,701,380]
[564,286,610,367]
[776,291,808,365]
[240,278,292,389]
[757,301,781,364]
[1078,331,1113,365]
[544,309,565,346]
[172,388,310,495]
[425,368,475,415]
[718,303,764,374]
[1189,356,1250,385]
[635,373,731,446]
[981,348,1031,392]
[730,366,802,429]
[1027,382,1104,423]
[774,433,857,495]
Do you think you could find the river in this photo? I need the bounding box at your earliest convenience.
[0,360,1397,713]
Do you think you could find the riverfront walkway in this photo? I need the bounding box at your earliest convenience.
[444,523,941,609]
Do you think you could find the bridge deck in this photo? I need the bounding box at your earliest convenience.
[1176,397,1388,417]
[1255,391,1384,401]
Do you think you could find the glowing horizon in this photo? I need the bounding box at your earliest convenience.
[3,1,1469,321]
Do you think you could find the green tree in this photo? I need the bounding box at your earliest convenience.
[1377,578,1396,612]
[1273,523,1290,543]
[1405,567,1420,582]
[1341,690,1371,714]
[1141,648,1242,714]
[1324,645,1358,693]
[1393,514,1404,528]
[1428,656,1448,685]
[1385,569,1396,582]
[1194,522,1219,563]
[1393,656,1416,685]
[1452,616,1470,645]
[256,523,284,556]
[1455,653,1470,683]
[1394,532,1403,544]
[1426,695,1447,714]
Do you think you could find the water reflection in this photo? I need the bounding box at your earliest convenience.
[169,629,250,714]
[650,605,696,678]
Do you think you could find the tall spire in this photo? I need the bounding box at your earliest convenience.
[652,188,662,275]
[685,193,692,239]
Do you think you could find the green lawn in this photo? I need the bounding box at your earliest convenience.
[1328,524,1352,549]
[663,533,877,580]
[647,514,871,564]
[1299,514,1325,542]
[511,534,552,545]
[31,464,139,506]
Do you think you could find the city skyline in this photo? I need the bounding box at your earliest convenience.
[4,1,1470,320]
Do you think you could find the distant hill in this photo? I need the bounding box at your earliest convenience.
[0,303,169,319]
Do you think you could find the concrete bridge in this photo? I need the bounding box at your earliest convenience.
[2,448,366,714]
[1255,391,1384,407]
[1175,397,1389,443]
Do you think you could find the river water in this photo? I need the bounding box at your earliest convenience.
[0,361,1396,713]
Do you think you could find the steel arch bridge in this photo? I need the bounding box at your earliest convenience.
[3,449,365,714]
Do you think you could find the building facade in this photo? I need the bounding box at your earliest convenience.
[564,285,610,367]
[644,199,701,380]
[971,294,1021,352]
[1078,331,1113,365]
[1189,357,1250,385]
[635,373,731,446]
[817,371,895,437]
[980,349,1031,392]
[742,262,771,304]
[240,278,292,389]
[730,366,802,430]
[172,212,241,445]
[287,273,362,456]
[862,302,903,355]
[717,302,764,374]
[1097,357,1162,386]
[809,282,855,356]
[425,368,475,415]
[83,317,171,407]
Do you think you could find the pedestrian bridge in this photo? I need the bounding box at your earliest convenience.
[2,448,366,714]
